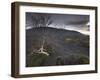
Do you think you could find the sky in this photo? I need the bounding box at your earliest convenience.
[26,12,90,35]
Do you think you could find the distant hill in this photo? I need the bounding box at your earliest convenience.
[26,27,89,67]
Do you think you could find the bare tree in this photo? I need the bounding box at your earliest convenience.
[30,13,53,55]
[31,13,53,27]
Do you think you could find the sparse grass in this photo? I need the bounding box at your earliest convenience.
[26,52,48,67]
[79,56,89,64]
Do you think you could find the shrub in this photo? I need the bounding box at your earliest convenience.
[78,56,89,64]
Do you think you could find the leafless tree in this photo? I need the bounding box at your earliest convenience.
[31,13,53,27]
[30,13,53,53]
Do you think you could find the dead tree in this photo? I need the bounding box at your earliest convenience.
[31,13,53,27]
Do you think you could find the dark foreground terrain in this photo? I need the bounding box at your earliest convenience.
[26,27,89,67]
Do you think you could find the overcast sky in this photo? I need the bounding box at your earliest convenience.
[26,12,89,35]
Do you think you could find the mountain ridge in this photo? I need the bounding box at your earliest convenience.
[26,27,89,67]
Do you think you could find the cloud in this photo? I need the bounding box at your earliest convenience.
[64,25,89,35]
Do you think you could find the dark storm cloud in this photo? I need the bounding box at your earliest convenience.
[66,20,88,25]
[26,13,34,27]
[26,12,89,28]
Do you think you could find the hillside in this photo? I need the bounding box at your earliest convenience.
[26,27,89,67]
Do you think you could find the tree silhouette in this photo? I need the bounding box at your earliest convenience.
[30,13,53,57]
[31,13,53,27]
